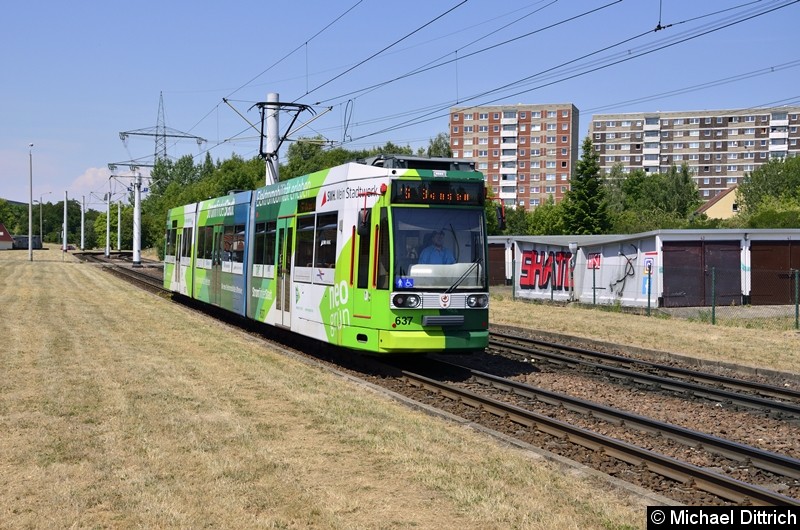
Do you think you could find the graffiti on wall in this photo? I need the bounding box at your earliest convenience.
[519,250,573,290]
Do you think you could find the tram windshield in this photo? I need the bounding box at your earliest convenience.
[392,207,486,291]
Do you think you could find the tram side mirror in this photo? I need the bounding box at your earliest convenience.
[357,208,371,236]
[496,205,506,231]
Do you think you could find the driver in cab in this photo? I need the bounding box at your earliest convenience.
[418,230,455,265]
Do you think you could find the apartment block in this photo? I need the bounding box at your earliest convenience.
[591,107,800,200]
[450,103,580,209]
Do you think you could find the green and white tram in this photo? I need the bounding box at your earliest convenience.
[165,155,489,355]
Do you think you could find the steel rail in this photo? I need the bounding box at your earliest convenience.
[492,330,800,402]
[401,369,800,506]
[453,363,800,480]
[489,333,800,417]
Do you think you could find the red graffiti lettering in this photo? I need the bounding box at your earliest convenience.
[519,250,573,291]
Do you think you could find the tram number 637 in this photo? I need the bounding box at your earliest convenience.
[394,316,413,326]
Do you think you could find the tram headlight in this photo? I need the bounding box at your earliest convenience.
[467,294,489,308]
[393,293,421,308]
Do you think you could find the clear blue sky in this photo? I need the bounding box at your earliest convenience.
[2,0,798,206]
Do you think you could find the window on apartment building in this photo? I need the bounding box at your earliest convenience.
[531,149,540,156]
[492,175,499,181]
[493,138,500,145]
[519,187,525,193]
[715,166,721,173]
[546,174,556,181]
[547,111,556,118]
[464,113,472,120]
[463,150,473,157]
[606,120,616,127]
[662,119,670,126]
[520,137,527,144]
[520,174,526,180]
[478,150,488,157]
[728,152,738,159]
[594,121,602,129]
[562,110,569,117]
[561,136,568,142]
[561,123,569,130]
[530,199,540,207]
[547,123,557,131]
[463,138,473,145]
[704,117,712,124]
[690,130,699,136]
[452,114,460,121]
[727,165,738,171]
[545,186,556,193]
[689,142,699,148]
[453,126,459,133]
[464,126,473,132]
[493,113,500,120]
[493,150,499,157]
[546,136,556,143]
[453,139,459,146]
[503,111,517,119]
[520,161,526,168]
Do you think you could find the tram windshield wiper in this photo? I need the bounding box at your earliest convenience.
[445,258,482,293]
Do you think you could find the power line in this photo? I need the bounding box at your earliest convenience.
[342,0,800,145]
[300,0,470,99]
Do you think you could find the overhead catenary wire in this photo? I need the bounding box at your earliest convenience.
[340,0,800,146]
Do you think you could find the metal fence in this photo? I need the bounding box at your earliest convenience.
[588,266,800,331]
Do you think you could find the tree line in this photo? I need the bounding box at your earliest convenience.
[1,133,797,251]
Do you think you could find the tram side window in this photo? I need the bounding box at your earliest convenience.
[314,213,338,268]
[232,224,245,263]
[196,227,206,263]
[166,228,177,257]
[203,227,213,261]
[357,210,372,289]
[254,221,277,266]
[264,222,276,265]
[296,216,315,267]
[223,225,245,263]
[223,226,234,262]
[181,227,193,259]
[377,208,389,289]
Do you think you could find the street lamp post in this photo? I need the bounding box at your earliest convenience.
[28,143,33,261]
[39,191,51,245]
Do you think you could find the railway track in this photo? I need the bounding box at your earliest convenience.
[489,330,800,417]
[396,361,799,506]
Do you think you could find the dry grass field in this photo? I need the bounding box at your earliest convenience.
[1,250,649,529]
[2,248,797,528]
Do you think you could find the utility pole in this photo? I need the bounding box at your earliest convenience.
[28,143,33,261]
[133,172,142,266]
[265,92,280,185]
